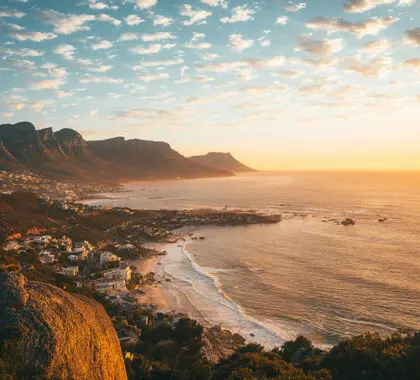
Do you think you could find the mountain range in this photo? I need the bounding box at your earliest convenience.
[0,122,255,182]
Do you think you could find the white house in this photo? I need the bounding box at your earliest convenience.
[100,251,121,267]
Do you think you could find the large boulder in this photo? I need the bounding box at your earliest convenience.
[0,273,127,379]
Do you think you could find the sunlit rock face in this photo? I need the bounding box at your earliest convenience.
[0,273,127,380]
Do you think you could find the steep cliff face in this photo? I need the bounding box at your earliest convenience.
[0,273,127,380]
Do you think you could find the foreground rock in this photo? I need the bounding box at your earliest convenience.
[203,325,246,362]
[0,273,127,380]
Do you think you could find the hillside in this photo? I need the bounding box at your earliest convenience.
[0,122,232,182]
[189,152,256,173]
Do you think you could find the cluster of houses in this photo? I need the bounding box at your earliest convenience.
[3,232,139,296]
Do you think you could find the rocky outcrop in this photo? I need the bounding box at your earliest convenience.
[202,325,246,362]
[189,152,256,173]
[0,273,127,380]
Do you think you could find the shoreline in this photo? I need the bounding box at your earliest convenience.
[140,233,290,350]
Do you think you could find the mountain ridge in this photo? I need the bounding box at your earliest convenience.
[0,122,253,182]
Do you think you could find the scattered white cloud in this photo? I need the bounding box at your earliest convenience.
[180,4,212,26]
[7,58,36,71]
[125,14,144,26]
[221,5,255,23]
[344,0,393,13]
[296,36,344,57]
[0,47,44,57]
[91,40,113,50]
[284,2,306,12]
[89,109,99,116]
[38,9,95,34]
[306,16,399,38]
[361,39,391,54]
[120,32,138,41]
[136,59,183,68]
[276,16,289,25]
[79,75,123,84]
[345,56,393,77]
[406,28,420,45]
[403,58,420,69]
[153,15,173,27]
[31,79,65,90]
[137,72,170,82]
[229,34,254,52]
[201,0,228,7]
[88,0,109,10]
[141,32,176,42]
[97,13,121,26]
[0,7,25,18]
[130,44,163,54]
[54,44,76,60]
[135,0,158,9]
[9,31,57,42]
[184,32,212,49]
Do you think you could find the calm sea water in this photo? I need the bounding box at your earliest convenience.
[92,172,420,347]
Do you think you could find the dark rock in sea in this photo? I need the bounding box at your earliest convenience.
[378,218,388,223]
[199,236,206,240]
[341,218,356,226]
[0,273,127,379]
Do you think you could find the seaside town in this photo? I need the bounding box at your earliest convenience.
[0,170,122,202]
[0,187,282,353]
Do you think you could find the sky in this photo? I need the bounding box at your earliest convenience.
[0,0,419,171]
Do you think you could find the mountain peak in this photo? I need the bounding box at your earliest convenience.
[189,152,256,173]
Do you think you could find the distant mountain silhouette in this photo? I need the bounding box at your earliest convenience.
[0,122,232,182]
[189,152,256,173]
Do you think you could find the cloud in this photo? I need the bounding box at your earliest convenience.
[343,0,393,13]
[0,47,44,57]
[135,59,183,68]
[38,9,95,34]
[197,56,285,73]
[306,16,398,38]
[89,109,99,116]
[141,32,176,42]
[184,32,212,49]
[284,2,306,12]
[125,14,144,26]
[120,32,138,41]
[153,15,173,27]
[403,58,420,69]
[91,40,113,50]
[0,7,25,18]
[9,31,57,42]
[137,72,170,82]
[97,13,121,26]
[180,4,212,26]
[406,28,420,45]
[361,39,390,54]
[135,0,158,9]
[79,75,123,84]
[296,36,344,57]
[277,70,304,78]
[7,58,36,71]
[345,56,393,77]
[54,44,76,60]
[88,0,109,10]
[83,64,113,73]
[221,5,255,23]
[31,79,65,90]
[276,16,289,25]
[201,0,228,7]
[130,44,163,54]
[229,34,254,52]
[40,63,68,79]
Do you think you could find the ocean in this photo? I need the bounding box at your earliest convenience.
[91,171,420,348]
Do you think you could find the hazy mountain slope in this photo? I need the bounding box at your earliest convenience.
[88,137,232,179]
[189,152,256,173]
